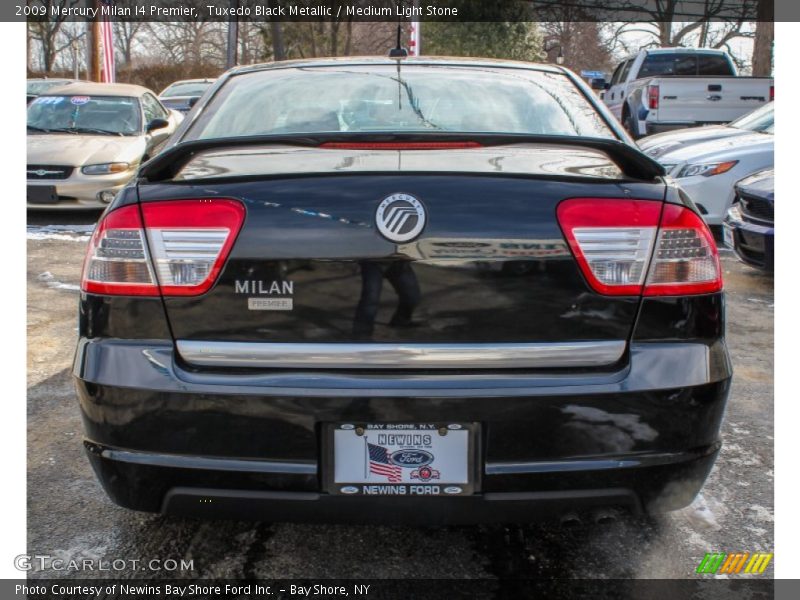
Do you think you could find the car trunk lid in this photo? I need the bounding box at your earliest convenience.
[134,144,667,368]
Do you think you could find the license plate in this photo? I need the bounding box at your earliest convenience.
[327,423,477,496]
[723,225,734,249]
[27,185,59,205]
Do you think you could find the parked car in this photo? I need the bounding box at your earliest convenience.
[158,78,216,113]
[604,48,773,138]
[75,58,729,523]
[27,78,79,104]
[639,101,773,160]
[27,82,183,210]
[723,169,774,271]
[655,128,773,226]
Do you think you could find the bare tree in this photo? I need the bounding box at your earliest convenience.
[752,0,774,76]
[145,22,227,67]
[576,0,758,57]
[27,0,80,73]
[348,23,397,56]
[114,21,144,66]
[541,22,615,73]
[237,21,266,65]
[258,21,359,61]
[53,21,86,75]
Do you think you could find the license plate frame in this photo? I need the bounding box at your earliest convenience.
[27,185,59,205]
[322,423,480,497]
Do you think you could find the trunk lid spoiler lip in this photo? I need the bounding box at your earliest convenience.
[139,133,665,183]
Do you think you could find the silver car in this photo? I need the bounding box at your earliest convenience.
[638,101,774,159]
[27,82,183,210]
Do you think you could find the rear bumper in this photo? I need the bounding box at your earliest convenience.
[73,337,731,523]
[84,440,722,524]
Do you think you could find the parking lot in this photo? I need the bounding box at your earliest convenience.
[27,210,773,580]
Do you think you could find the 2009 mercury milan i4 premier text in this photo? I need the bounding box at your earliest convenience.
[73,57,731,524]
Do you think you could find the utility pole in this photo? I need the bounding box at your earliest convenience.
[90,0,101,81]
[72,39,80,79]
[226,0,239,69]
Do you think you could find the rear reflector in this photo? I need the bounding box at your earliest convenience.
[557,198,722,296]
[81,199,245,296]
[319,141,482,150]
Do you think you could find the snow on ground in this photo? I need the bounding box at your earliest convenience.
[27,224,94,242]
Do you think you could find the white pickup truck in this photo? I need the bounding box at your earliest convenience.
[604,48,773,138]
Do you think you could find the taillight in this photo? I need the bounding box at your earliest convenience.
[648,85,659,110]
[81,199,245,296]
[81,204,158,296]
[557,198,722,296]
[557,199,661,295]
[770,85,774,102]
[643,203,722,296]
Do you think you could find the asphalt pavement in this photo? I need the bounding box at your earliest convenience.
[26,210,773,580]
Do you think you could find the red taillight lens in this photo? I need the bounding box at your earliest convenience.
[81,204,157,296]
[319,141,482,150]
[557,198,661,296]
[643,203,722,296]
[648,85,660,110]
[770,85,774,102]
[557,198,722,296]
[81,199,245,297]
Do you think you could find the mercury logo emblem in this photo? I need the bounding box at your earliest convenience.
[375,193,426,243]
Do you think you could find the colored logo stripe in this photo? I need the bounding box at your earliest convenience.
[697,552,773,574]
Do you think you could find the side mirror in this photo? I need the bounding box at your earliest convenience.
[146,118,169,133]
[187,96,200,108]
[604,82,611,90]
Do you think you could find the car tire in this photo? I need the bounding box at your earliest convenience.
[623,113,639,139]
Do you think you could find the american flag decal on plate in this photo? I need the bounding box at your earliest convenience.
[367,440,403,482]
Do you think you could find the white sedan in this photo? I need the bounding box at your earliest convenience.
[655,130,774,226]
[638,102,773,160]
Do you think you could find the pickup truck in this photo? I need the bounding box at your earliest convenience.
[604,48,773,138]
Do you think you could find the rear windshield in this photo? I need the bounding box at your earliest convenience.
[27,95,141,135]
[161,82,213,97]
[639,53,734,77]
[189,65,615,140]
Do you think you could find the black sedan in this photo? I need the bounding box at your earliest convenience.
[74,57,730,524]
[723,169,774,271]
[158,78,215,113]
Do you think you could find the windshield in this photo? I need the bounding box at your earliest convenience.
[27,80,71,95]
[27,95,142,135]
[190,65,615,140]
[161,82,213,97]
[730,102,773,132]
